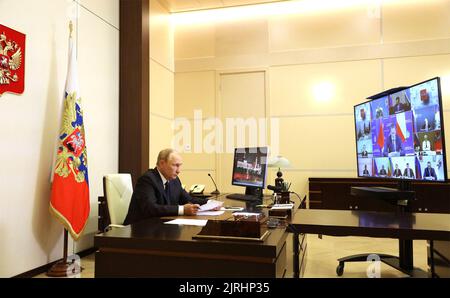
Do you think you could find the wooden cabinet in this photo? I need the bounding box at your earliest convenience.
[308,178,450,213]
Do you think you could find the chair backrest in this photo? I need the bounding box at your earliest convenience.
[103,174,133,225]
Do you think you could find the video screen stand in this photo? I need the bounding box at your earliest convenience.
[337,181,424,277]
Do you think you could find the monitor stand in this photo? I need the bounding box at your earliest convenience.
[337,180,420,277]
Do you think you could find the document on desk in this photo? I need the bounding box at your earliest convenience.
[199,199,223,211]
[164,219,208,226]
[196,210,225,216]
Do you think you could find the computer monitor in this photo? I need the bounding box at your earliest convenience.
[229,147,268,200]
[354,77,447,183]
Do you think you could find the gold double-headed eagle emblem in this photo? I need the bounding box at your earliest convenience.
[0,31,23,85]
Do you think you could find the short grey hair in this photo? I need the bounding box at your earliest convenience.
[156,148,176,166]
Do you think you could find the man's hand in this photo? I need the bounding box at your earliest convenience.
[183,203,200,215]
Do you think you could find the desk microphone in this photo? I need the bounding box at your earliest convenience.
[208,173,220,195]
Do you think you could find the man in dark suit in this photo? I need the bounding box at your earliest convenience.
[362,165,370,176]
[393,164,402,177]
[423,161,437,180]
[123,149,212,225]
[379,165,387,176]
[385,127,403,155]
[403,163,415,178]
[361,145,368,157]
[393,96,404,113]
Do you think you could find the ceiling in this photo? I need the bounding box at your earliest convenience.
[158,0,290,13]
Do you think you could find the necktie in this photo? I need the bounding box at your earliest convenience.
[164,181,171,203]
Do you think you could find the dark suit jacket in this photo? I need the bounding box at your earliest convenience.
[393,103,404,113]
[379,169,387,176]
[393,169,402,177]
[423,167,437,180]
[385,135,403,155]
[123,168,208,225]
[403,168,415,178]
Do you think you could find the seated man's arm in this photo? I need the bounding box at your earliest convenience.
[179,187,208,206]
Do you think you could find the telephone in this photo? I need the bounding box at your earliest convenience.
[189,184,205,194]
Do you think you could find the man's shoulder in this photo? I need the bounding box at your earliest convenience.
[137,168,159,184]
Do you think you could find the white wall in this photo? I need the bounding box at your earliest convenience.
[174,0,450,198]
[0,0,119,277]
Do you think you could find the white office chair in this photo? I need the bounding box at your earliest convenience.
[103,173,133,230]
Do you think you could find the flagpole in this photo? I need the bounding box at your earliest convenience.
[46,229,73,277]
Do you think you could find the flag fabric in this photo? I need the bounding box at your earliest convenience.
[49,34,90,241]
[395,113,406,142]
[373,160,378,176]
[416,158,422,179]
[376,119,384,150]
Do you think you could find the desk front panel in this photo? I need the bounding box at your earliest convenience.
[95,216,288,277]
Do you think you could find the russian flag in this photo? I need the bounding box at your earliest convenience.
[49,33,90,241]
[396,113,407,142]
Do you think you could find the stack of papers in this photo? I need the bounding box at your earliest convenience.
[164,219,208,226]
[199,199,223,211]
[197,199,224,216]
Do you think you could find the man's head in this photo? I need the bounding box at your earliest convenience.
[156,148,182,180]
[406,163,410,168]
[395,164,398,169]
[427,161,431,168]
[424,135,428,140]
[381,165,385,169]
[364,165,367,169]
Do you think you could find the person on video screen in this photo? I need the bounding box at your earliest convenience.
[393,96,404,113]
[385,127,403,155]
[362,165,370,176]
[379,165,387,177]
[421,118,432,132]
[422,135,431,151]
[423,161,437,180]
[361,145,368,157]
[393,164,402,177]
[403,163,415,178]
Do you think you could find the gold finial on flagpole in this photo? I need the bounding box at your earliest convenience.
[69,21,73,38]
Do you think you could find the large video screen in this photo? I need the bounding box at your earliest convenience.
[354,77,447,182]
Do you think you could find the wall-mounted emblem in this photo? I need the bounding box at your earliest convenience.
[0,24,26,96]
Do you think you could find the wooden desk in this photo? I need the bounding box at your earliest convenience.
[94,196,289,277]
[289,209,450,277]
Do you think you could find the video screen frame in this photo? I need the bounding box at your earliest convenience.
[353,77,448,182]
